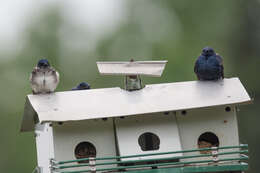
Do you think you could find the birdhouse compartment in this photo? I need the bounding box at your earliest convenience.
[52,119,117,170]
[115,113,182,161]
[176,105,240,161]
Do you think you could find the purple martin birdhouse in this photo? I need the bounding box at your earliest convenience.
[21,60,251,173]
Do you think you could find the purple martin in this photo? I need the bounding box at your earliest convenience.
[30,59,60,94]
[72,82,91,90]
[194,47,224,80]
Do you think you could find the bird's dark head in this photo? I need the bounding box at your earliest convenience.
[202,47,215,56]
[78,82,90,89]
[72,82,91,90]
[37,59,50,69]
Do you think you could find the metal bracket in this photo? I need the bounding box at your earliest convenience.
[211,147,219,163]
[49,158,58,173]
[125,75,143,91]
[89,157,96,173]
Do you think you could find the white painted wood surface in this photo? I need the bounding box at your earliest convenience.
[97,61,167,76]
[21,78,251,131]
[35,123,54,173]
[115,113,182,161]
[52,119,117,171]
[176,106,239,161]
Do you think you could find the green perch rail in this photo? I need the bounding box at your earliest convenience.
[50,144,249,173]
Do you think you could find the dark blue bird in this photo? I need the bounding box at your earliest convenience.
[72,82,91,90]
[194,47,224,81]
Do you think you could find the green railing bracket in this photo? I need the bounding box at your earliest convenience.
[123,163,248,173]
[51,144,249,173]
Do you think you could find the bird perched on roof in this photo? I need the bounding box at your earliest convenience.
[30,59,59,94]
[72,82,91,90]
[194,47,224,81]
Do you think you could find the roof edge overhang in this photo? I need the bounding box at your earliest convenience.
[20,99,252,132]
[20,96,37,132]
[20,77,252,132]
[39,99,253,122]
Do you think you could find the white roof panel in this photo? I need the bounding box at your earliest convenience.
[21,78,251,132]
[96,61,167,76]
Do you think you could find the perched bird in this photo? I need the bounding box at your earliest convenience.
[198,141,214,154]
[198,132,219,154]
[30,59,59,94]
[72,82,91,90]
[194,47,224,81]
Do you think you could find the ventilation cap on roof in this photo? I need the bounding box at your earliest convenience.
[97,59,167,91]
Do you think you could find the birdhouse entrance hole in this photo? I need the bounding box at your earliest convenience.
[198,132,219,154]
[138,132,160,151]
[74,142,97,163]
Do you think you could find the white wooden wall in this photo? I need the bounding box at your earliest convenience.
[176,106,239,161]
[35,123,54,173]
[115,113,182,161]
[52,119,116,171]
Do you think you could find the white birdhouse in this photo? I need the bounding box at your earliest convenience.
[21,60,252,173]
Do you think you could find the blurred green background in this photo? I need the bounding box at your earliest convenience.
[0,0,259,172]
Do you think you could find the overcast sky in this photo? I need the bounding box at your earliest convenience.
[0,0,125,53]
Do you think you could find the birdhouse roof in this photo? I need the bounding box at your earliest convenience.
[96,60,167,76]
[21,77,251,132]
